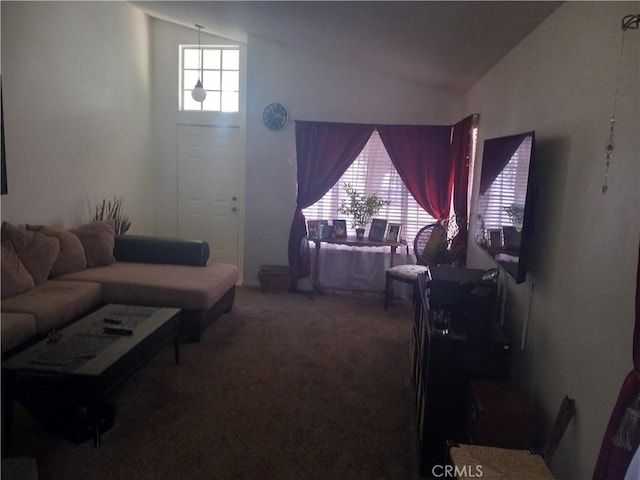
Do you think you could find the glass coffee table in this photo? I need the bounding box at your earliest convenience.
[2,304,181,447]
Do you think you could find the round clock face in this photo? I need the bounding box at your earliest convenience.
[262,103,288,131]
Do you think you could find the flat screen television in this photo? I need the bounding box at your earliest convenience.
[475,131,536,284]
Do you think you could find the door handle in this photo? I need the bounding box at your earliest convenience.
[232,207,238,212]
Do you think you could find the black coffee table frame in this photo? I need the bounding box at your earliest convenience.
[2,304,181,447]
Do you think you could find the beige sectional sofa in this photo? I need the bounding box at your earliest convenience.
[1,220,239,356]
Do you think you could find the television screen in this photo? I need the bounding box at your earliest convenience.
[475,131,536,284]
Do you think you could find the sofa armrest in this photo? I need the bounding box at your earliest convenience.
[113,235,210,267]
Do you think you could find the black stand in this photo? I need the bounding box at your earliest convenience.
[410,267,511,476]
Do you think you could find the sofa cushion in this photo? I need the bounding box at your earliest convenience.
[1,312,37,354]
[386,264,430,281]
[72,220,115,267]
[1,240,35,298]
[27,225,87,277]
[1,222,60,284]
[114,234,210,266]
[59,262,239,310]
[1,280,102,334]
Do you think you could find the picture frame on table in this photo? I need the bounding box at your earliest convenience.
[502,226,521,249]
[386,223,402,243]
[488,228,503,248]
[320,224,334,239]
[368,218,387,242]
[307,220,326,239]
[307,220,320,239]
[332,219,347,239]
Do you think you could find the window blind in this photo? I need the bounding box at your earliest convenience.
[477,135,532,230]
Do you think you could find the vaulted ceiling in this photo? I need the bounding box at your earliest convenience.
[133,1,562,91]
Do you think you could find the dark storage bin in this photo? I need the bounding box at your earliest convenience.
[258,265,290,292]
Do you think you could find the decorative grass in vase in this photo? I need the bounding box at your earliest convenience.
[93,196,132,235]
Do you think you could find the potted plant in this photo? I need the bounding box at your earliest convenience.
[337,183,390,239]
[503,203,525,231]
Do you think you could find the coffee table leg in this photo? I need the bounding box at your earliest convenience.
[174,332,180,365]
[174,315,180,364]
[92,396,101,448]
[2,389,13,441]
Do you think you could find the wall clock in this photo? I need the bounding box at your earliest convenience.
[262,103,288,131]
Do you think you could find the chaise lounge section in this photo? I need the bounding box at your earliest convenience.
[1,221,239,356]
[63,234,239,341]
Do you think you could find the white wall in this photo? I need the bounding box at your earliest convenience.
[243,35,462,286]
[1,2,153,231]
[465,2,639,478]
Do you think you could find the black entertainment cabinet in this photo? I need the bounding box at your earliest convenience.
[410,266,511,476]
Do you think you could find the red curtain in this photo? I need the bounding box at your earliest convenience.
[287,121,375,288]
[449,115,475,265]
[288,119,473,289]
[377,125,453,221]
[593,241,640,479]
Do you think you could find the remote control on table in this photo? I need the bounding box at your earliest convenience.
[103,326,134,336]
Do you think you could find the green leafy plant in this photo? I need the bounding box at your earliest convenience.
[337,183,390,229]
[93,196,131,235]
[503,203,525,230]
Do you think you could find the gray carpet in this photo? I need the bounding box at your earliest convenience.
[1,457,39,480]
[2,287,420,480]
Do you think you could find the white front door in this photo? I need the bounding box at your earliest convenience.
[177,125,242,269]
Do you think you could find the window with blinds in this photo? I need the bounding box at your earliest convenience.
[302,130,437,248]
[477,135,533,231]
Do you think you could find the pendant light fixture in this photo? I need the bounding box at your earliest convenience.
[191,24,207,102]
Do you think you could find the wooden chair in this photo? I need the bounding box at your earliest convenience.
[448,395,576,477]
[541,395,576,464]
[384,223,448,309]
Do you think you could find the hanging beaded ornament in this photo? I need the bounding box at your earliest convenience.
[603,14,639,194]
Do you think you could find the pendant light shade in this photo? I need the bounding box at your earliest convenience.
[191,25,206,103]
[191,79,206,102]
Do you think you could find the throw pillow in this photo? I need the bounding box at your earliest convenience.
[1,222,60,284]
[72,220,116,267]
[1,240,35,298]
[26,225,87,277]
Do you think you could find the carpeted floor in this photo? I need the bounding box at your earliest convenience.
[2,287,420,480]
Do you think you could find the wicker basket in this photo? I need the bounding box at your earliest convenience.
[258,265,290,292]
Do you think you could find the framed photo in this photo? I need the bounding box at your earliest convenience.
[502,226,521,249]
[386,223,402,243]
[488,228,503,248]
[368,218,388,242]
[320,224,334,239]
[307,220,320,239]
[332,219,347,239]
